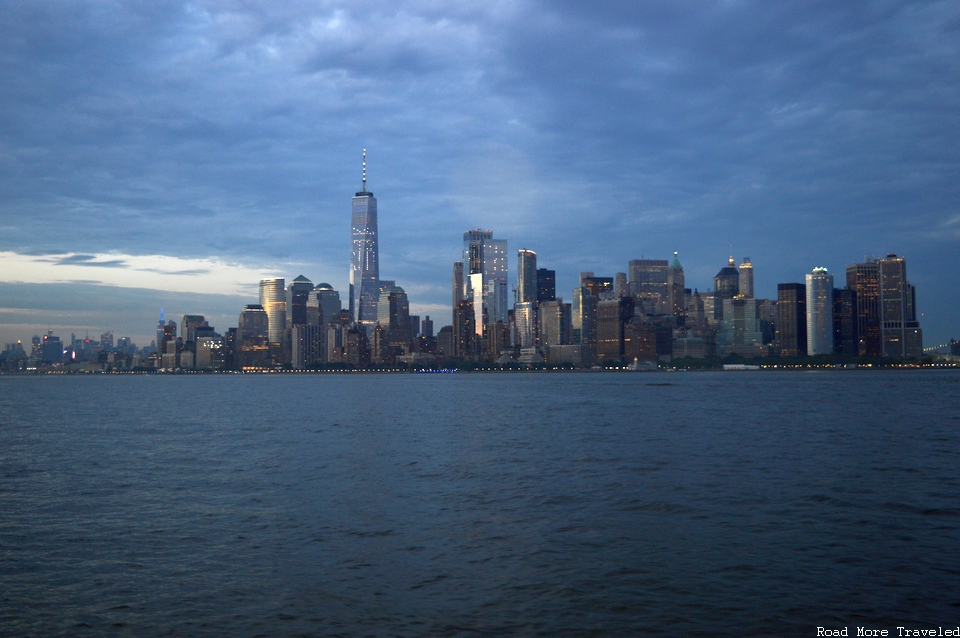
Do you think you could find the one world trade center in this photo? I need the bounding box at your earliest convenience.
[350,149,379,328]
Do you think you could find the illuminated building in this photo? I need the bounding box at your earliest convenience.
[668,252,685,326]
[259,278,286,345]
[462,229,508,334]
[738,257,754,298]
[806,267,834,355]
[350,150,379,327]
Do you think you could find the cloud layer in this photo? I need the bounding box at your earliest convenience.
[1,1,958,345]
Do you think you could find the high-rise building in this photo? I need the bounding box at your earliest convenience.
[629,259,669,314]
[462,229,508,332]
[516,249,538,348]
[668,252,685,326]
[536,268,556,303]
[877,254,923,359]
[833,288,858,358]
[350,150,379,327]
[307,283,342,328]
[597,296,635,362]
[716,297,765,358]
[738,257,754,298]
[777,283,807,357]
[237,304,270,369]
[181,315,208,346]
[259,278,286,345]
[517,249,537,304]
[713,257,740,321]
[806,267,834,356]
[377,284,411,349]
[845,261,881,357]
[538,299,572,348]
[452,261,464,324]
[514,301,536,348]
[286,275,314,329]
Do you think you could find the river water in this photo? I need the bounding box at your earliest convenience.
[1,371,958,636]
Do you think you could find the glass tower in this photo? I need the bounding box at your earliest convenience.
[462,229,508,329]
[805,267,834,356]
[258,278,286,345]
[350,150,379,327]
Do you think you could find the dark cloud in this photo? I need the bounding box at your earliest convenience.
[0,0,957,343]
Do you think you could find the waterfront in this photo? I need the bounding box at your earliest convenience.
[1,371,958,636]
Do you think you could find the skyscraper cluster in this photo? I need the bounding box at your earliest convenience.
[0,153,931,372]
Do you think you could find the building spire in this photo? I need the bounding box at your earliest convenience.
[362,148,367,192]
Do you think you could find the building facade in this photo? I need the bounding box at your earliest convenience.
[806,267,834,356]
[350,151,379,327]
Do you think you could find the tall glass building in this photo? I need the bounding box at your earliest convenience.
[350,150,379,327]
[805,267,834,356]
[258,278,286,345]
[462,229,508,329]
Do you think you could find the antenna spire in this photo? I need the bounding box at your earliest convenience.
[362,148,367,192]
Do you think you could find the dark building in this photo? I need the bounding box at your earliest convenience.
[846,261,882,357]
[536,268,556,303]
[582,275,614,299]
[597,296,635,363]
[452,299,477,358]
[713,256,740,321]
[286,275,314,329]
[237,304,270,369]
[877,254,922,359]
[833,288,859,358]
[776,284,807,357]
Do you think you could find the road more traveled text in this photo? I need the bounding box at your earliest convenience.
[817,628,960,637]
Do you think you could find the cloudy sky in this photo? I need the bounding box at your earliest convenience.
[1,1,958,349]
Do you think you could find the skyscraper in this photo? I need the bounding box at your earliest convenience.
[462,229,508,332]
[628,259,669,314]
[877,254,923,359]
[846,261,881,357]
[350,150,379,327]
[668,252,685,326]
[259,278,286,345]
[286,275,314,329]
[517,249,537,304]
[738,257,754,298]
[777,283,807,357]
[536,268,556,304]
[713,256,739,321]
[806,267,834,356]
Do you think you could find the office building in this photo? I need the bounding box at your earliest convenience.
[350,150,379,326]
[845,261,882,357]
[833,288,858,358]
[877,254,923,359]
[713,256,740,321]
[668,252,685,325]
[462,229,508,333]
[777,283,807,357]
[286,275,314,329]
[806,267,834,356]
[307,283,342,328]
[739,257,754,298]
[536,268,556,303]
[259,278,286,345]
[517,249,537,304]
[629,259,669,314]
[237,304,270,369]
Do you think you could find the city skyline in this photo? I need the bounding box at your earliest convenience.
[1,3,958,348]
